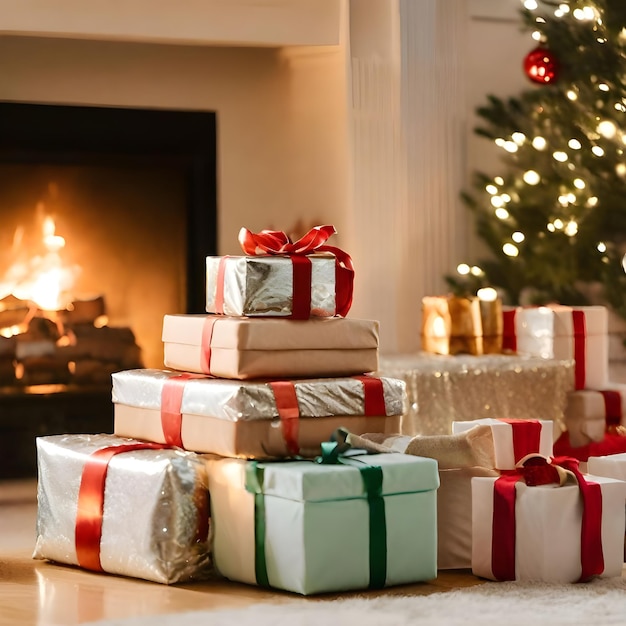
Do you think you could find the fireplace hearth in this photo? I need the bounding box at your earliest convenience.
[0,102,217,477]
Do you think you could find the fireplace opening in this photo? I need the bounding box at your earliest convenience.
[0,102,217,477]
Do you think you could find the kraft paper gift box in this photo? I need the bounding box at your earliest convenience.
[421,295,484,355]
[564,386,626,446]
[32,434,211,584]
[204,452,439,595]
[162,314,379,379]
[113,369,404,459]
[471,458,626,582]
[502,304,608,390]
[452,418,554,470]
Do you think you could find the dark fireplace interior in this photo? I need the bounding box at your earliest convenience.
[0,102,217,477]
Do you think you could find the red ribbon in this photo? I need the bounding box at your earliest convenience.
[238,225,354,319]
[498,419,543,465]
[599,390,623,432]
[491,455,604,582]
[200,316,217,374]
[353,375,388,415]
[572,310,587,390]
[75,442,171,571]
[502,309,517,352]
[269,381,301,456]
[161,373,206,447]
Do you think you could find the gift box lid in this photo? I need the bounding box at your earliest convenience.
[208,453,439,502]
[111,369,406,421]
[506,305,607,338]
[162,315,379,350]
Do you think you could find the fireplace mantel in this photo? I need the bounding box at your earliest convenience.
[0,0,341,47]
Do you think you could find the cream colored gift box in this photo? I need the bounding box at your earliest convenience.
[502,305,608,390]
[204,453,439,595]
[452,418,554,470]
[564,385,626,447]
[32,434,211,584]
[471,471,626,582]
[162,315,379,380]
[113,369,404,459]
[206,254,345,318]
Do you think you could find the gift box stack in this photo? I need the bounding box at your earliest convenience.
[32,225,440,595]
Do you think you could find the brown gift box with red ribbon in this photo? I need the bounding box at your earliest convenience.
[32,434,212,584]
[471,455,626,583]
[162,314,379,380]
[112,369,404,459]
[206,225,354,319]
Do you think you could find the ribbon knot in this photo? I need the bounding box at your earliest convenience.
[237,224,354,318]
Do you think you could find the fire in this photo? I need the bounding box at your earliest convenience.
[0,211,81,315]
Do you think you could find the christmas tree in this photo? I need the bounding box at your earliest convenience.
[451,0,626,322]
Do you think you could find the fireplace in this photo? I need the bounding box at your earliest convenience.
[0,101,217,477]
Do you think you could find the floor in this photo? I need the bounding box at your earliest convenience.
[0,478,484,626]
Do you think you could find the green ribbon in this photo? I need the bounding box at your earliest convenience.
[244,462,270,588]
[316,431,387,590]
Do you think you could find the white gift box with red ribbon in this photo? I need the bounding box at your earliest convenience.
[452,418,554,471]
[588,452,626,482]
[502,305,608,390]
[471,458,626,583]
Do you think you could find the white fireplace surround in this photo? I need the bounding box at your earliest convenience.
[0,0,526,354]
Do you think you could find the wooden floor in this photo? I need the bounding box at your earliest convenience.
[0,479,485,626]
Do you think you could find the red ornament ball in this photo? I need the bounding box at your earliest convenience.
[523,47,559,84]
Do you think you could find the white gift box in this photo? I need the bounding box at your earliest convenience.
[205,453,439,595]
[471,471,626,582]
[502,305,608,390]
[564,385,626,447]
[588,453,626,482]
[113,369,404,459]
[452,418,554,470]
[32,434,211,584]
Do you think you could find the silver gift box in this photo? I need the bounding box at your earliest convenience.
[33,434,212,584]
[206,254,339,317]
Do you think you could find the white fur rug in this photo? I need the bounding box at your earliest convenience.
[89,577,626,626]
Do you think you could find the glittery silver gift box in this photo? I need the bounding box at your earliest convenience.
[206,254,341,317]
[33,434,211,584]
[113,369,405,459]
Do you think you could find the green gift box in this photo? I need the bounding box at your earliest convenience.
[205,452,439,595]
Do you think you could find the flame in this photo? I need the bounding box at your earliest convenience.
[0,212,81,312]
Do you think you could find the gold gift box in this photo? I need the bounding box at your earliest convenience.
[421,293,503,356]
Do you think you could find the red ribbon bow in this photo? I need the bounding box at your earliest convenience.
[491,455,604,582]
[236,225,354,319]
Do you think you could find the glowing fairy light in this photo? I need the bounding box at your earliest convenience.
[558,195,570,206]
[512,132,526,145]
[495,208,510,220]
[503,141,518,153]
[597,242,607,253]
[503,243,519,257]
[573,178,585,189]
[477,287,498,302]
[486,184,498,194]
[599,84,609,92]
[494,177,504,185]
[564,220,578,236]
[573,7,595,20]
[532,31,542,41]
[616,103,626,113]
[470,266,483,277]
[617,163,626,176]
[568,139,582,150]
[457,264,470,275]
[512,232,525,243]
[587,196,599,207]
[523,170,541,185]
[532,137,547,150]
[523,0,538,9]
[547,223,556,233]
[491,196,505,208]
[592,146,605,157]
[495,138,505,147]
[501,193,512,202]
[567,91,578,101]
[597,120,617,139]
[558,4,569,13]
[553,151,568,162]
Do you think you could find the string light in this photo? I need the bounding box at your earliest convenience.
[503,243,519,257]
[512,132,526,145]
[587,196,599,207]
[567,91,578,101]
[532,137,548,150]
[495,208,510,220]
[553,151,568,162]
[597,120,617,138]
[568,139,582,150]
[523,0,538,10]
[564,220,578,236]
[486,184,498,194]
[573,178,585,189]
[523,170,541,184]
[598,84,609,92]
[494,177,504,185]
[470,266,483,276]
[592,146,605,156]
[503,141,519,153]
[597,242,607,253]
[491,196,505,208]
[512,232,525,243]
[457,263,471,275]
